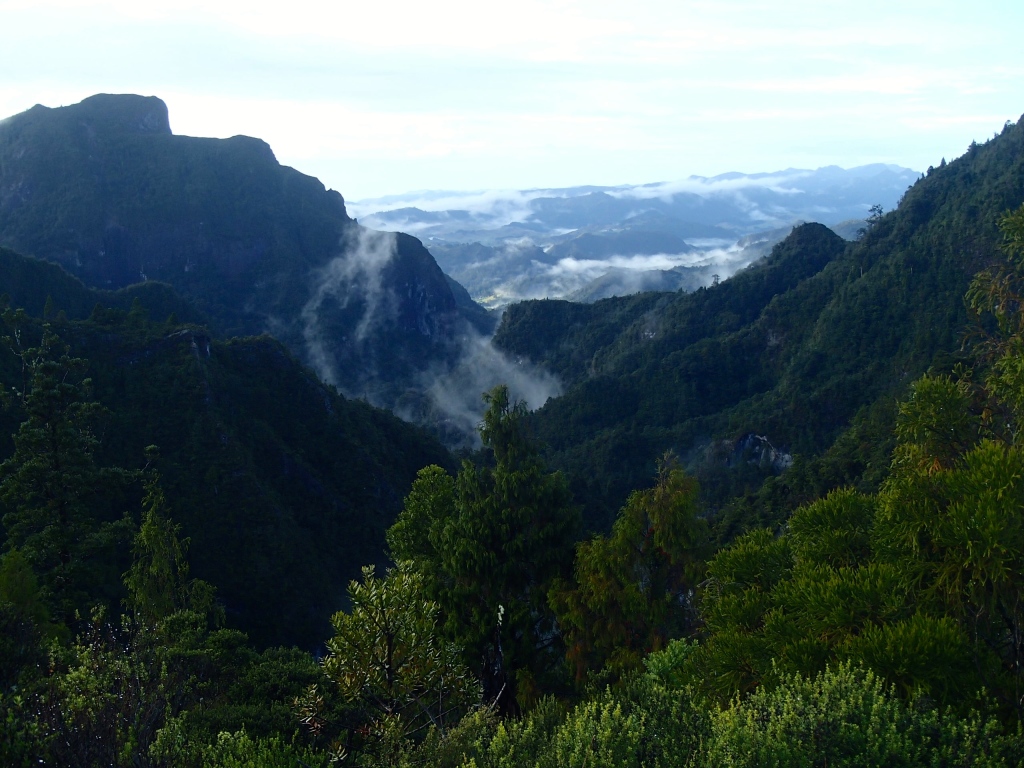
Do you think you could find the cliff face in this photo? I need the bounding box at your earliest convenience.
[0,94,464,403]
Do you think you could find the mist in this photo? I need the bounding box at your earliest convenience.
[350,165,918,250]
[401,328,563,449]
[455,240,766,308]
[301,225,561,445]
[609,170,813,201]
[301,226,398,388]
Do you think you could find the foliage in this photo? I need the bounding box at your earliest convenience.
[380,651,1021,768]
[323,562,479,757]
[123,468,216,625]
[690,207,1024,715]
[0,318,133,622]
[702,663,1020,767]
[551,457,708,681]
[191,729,326,768]
[13,607,332,767]
[389,386,579,711]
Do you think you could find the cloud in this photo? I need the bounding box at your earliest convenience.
[352,169,823,225]
[609,171,812,201]
[300,227,397,387]
[350,188,543,224]
[297,224,560,446]
[555,245,752,277]
[409,329,562,448]
[466,242,762,307]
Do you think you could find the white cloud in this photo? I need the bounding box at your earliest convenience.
[609,172,812,201]
[349,189,543,220]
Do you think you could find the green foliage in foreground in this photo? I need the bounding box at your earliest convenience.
[550,458,709,682]
[378,649,1020,768]
[322,562,480,759]
[388,386,579,712]
[701,663,1018,768]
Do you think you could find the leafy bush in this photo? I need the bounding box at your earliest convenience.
[703,664,1020,767]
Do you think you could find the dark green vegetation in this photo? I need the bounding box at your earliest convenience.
[496,120,1024,530]
[388,387,580,712]
[0,256,452,647]
[3,96,1024,765]
[298,203,1024,767]
[0,94,481,404]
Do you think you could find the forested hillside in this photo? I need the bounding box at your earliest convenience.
[0,250,452,647]
[496,118,1024,528]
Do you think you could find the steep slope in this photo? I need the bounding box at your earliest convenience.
[0,248,453,647]
[0,94,468,405]
[497,223,843,387]
[495,119,1024,528]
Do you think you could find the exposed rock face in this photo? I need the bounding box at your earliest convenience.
[0,94,466,404]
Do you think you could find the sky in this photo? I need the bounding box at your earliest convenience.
[1,0,1022,200]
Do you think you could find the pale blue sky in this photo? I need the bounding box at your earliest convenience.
[2,0,1021,199]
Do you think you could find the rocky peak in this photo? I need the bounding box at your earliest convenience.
[19,93,173,137]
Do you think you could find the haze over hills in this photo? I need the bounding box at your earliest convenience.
[351,166,918,239]
[353,165,918,306]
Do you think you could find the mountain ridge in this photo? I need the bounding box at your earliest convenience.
[494,118,1024,527]
[0,94,486,411]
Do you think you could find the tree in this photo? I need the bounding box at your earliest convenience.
[389,386,579,712]
[323,563,478,761]
[550,457,708,681]
[0,549,50,692]
[123,457,218,626]
[857,203,885,239]
[0,318,130,620]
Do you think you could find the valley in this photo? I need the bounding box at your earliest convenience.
[354,166,918,307]
[2,91,1023,766]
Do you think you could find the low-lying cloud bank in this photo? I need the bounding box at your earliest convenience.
[350,164,918,242]
[432,233,786,309]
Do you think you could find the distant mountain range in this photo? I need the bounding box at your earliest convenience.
[353,166,919,306]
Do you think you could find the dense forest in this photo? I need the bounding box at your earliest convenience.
[496,118,1024,531]
[3,110,1024,765]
